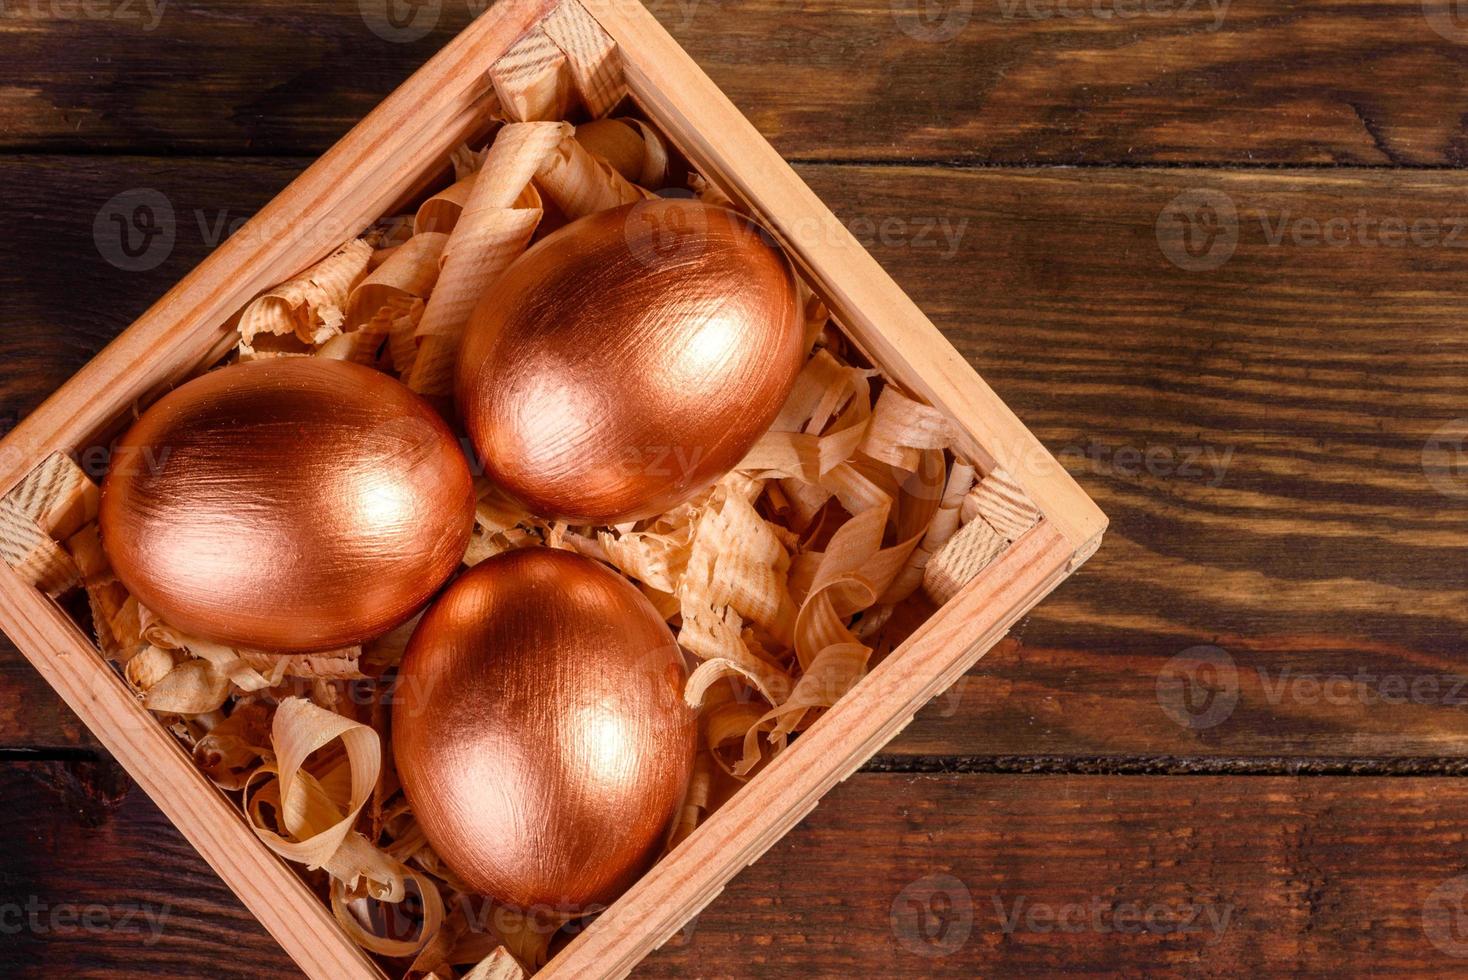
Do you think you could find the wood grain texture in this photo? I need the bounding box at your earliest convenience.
[3,156,1465,761]
[0,453,100,598]
[6,0,1468,164]
[489,25,574,122]
[0,762,300,978]
[638,772,1468,977]
[0,0,1460,974]
[540,0,626,118]
[0,557,385,978]
[10,763,1468,978]
[799,162,1468,762]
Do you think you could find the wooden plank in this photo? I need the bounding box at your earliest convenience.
[10,763,1468,977]
[794,162,1468,761]
[3,158,1467,760]
[0,761,300,978]
[642,773,1468,977]
[0,560,385,978]
[4,1,1468,165]
[0,646,94,750]
[661,0,1468,167]
[0,156,307,439]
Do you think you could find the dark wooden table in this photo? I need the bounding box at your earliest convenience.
[5,0,1468,976]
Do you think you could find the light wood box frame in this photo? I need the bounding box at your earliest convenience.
[0,0,1107,976]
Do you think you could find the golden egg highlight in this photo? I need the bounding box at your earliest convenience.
[99,358,475,653]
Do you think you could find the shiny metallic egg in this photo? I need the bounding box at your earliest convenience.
[392,548,696,912]
[99,358,475,653]
[457,199,805,525]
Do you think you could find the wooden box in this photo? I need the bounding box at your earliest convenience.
[0,0,1106,976]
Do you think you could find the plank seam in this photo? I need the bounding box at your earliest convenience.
[6,150,1468,172]
[866,755,1468,777]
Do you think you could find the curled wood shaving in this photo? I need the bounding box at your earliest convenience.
[245,698,418,913]
[595,524,689,594]
[668,752,714,849]
[341,229,448,369]
[575,117,669,189]
[125,645,179,694]
[406,122,566,396]
[65,523,140,660]
[143,658,233,714]
[884,459,977,603]
[331,868,444,958]
[239,649,368,683]
[315,326,387,366]
[860,386,953,470]
[534,130,651,221]
[417,173,478,236]
[238,239,374,358]
[676,486,797,669]
[193,700,272,790]
[688,172,734,210]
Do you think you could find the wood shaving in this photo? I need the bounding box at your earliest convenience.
[574,118,669,189]
[238,239,374,358]
[406,122,566,397]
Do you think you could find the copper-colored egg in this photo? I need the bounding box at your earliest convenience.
[99,358,475,653]
[393,548,696,912]
[457,199,805,525]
